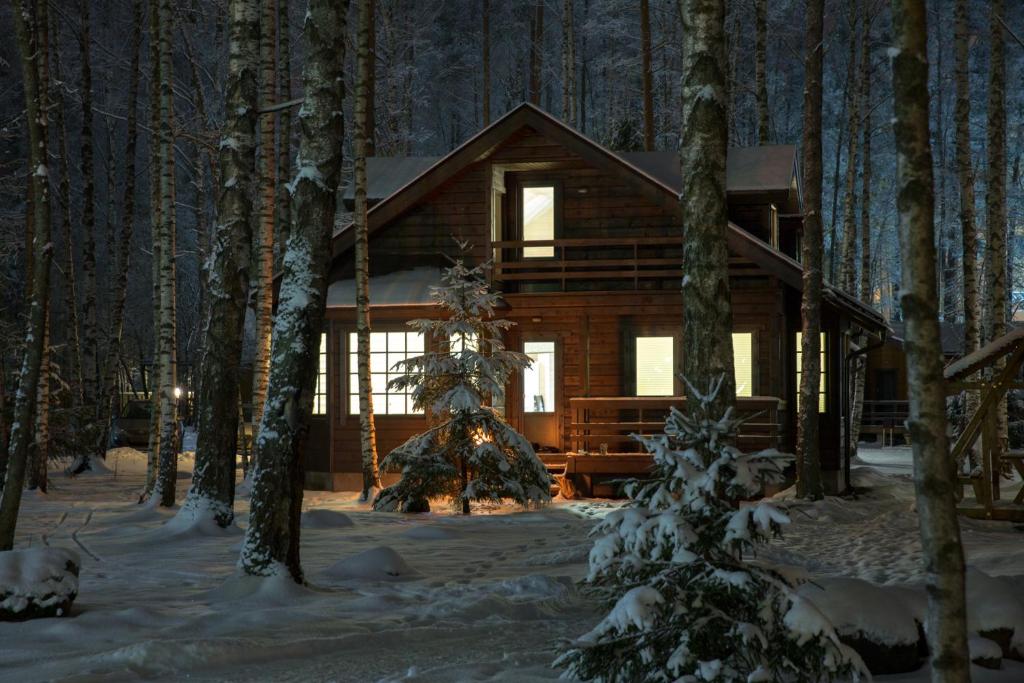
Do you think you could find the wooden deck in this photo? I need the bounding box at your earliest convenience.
[543,395,785,498]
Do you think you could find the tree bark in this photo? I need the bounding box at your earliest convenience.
[240,0,347,582]
[276,0,292,255]
[640,0,652,148]
[252,0,277,436]
[890,0,970,678]
[355,0,381,500]
[0,0,54,550]
[679,0,735,417]
[797,0,824,500]
[183,0,259,529]
[562,0,576,128]
[529,1,543,105]
[754,0,769,144]
[153,0,179,508]
[838,9,861,295]
[983,0,1007,458]
[27,313,50,493]
[79,0,100,416]
[482,0,491,125]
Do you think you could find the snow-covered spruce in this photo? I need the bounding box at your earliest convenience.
[372,242,551,514]
[556,377,865,682]
[0,547,80,621]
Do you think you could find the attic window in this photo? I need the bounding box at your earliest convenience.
[522,185,556,258]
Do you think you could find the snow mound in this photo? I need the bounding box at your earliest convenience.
[966,568,1024,657]
[401,525,459,540]
[322,546,419,582]
[208,571,317,606]
[0,547,80,621]
[971,635,1004,668]
[301,509,355,529]
[157,498,242,539]
[798,577,920,646]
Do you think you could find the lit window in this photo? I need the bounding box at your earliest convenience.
[349,331,425,415]
[732,333,754,398]
[795,332,827,413]
[635,337,674,396]
[524,341,555,413]
[522,185,555,258]
[313,333,327,415]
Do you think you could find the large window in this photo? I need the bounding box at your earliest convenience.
[313,333,327,415]
[732,332,754,398]
[348,331,425,415]
[636,336,675,396]
[524,341,555,413]
[795,332,827,412]
[522,185,555,258]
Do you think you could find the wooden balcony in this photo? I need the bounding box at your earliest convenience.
[491,236,766,292]
[568,395,785,454]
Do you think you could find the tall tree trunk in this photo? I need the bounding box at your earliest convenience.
[143,0,163,499]
[96,0,143,467]
[79,0,100,416]
[355,0,381,500]
[183,0,259,529]
[276,0,292,254]
[640,0,653,149]
[27,313,50,493]
[562,0,576,127]
[0,0,54,550]
[983,0,1007,459]
[153,0,179,508]
[252,0,276,437]
[679,0,735,417]
[838,9,861,294]
[754,0,769,144]
[797,0,825,500]
[890,0,970,678]
[482,0,491,125]
[529,1,543,105]
[365,0,376,156]
[955,0,980,450]
[240,0,347,582]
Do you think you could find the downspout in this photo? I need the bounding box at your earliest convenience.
[843,328,888,493]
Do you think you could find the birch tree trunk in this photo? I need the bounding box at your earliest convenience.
[482,0,491,126]
[679,0,735,417]
[640,0,652,149]
[153,0,179,508]
[240,0,347,582]
[355,0,381,500]
[252,0,277,436]
[754,0,768,145]
[955,0,980,451]
[276,0,292,256]
[96,0,143,467]
[27,314,50,493]
[562,0,576,128]
[79,0,100,416]
[0,0,54,550]
[983,0,1007,459]
[182,0,259,529]
[797,0,825,499]
[890,1,970,678]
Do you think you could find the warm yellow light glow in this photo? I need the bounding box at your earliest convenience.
[732,333,753,397]
[795,332,827,413]
[522,186,555,258]
[636,336,674,396]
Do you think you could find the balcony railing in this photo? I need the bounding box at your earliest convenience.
[568,395,785,454]
[492,237,683,290]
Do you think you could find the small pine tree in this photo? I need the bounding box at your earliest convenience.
[372,242,552,514]
[556,376,865,682]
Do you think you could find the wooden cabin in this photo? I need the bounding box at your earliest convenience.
[306,103,887,495]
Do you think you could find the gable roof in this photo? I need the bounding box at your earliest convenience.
[329,102,885,335]
[344,147,799,203]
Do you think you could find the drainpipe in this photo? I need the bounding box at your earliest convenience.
[843,329,888,494]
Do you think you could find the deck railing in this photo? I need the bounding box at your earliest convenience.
[492,237,683,290]
[568,395,785,454]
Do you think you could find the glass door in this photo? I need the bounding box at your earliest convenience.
[523,340,559,451]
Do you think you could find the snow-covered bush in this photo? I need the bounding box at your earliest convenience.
[0,547,80,621]
[556,377,865,682]
[372,242,551,514]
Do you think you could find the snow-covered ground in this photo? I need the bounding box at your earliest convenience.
[3,445,1024,681]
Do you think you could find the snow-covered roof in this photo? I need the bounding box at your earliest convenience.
[326,267,443,308]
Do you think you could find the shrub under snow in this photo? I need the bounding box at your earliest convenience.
[556,377,865,682]
[372,242,551,514]
[0,547,80,621]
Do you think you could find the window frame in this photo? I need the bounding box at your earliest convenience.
[347,329,426,417]
[312,332,328,416]
[518,179,562,260]
[634,335,676,397]
[731,329,758,398]
[523,339,557,415]
[795,331,828,413]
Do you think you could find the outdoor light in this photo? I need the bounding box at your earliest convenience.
[174,386,183,399]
